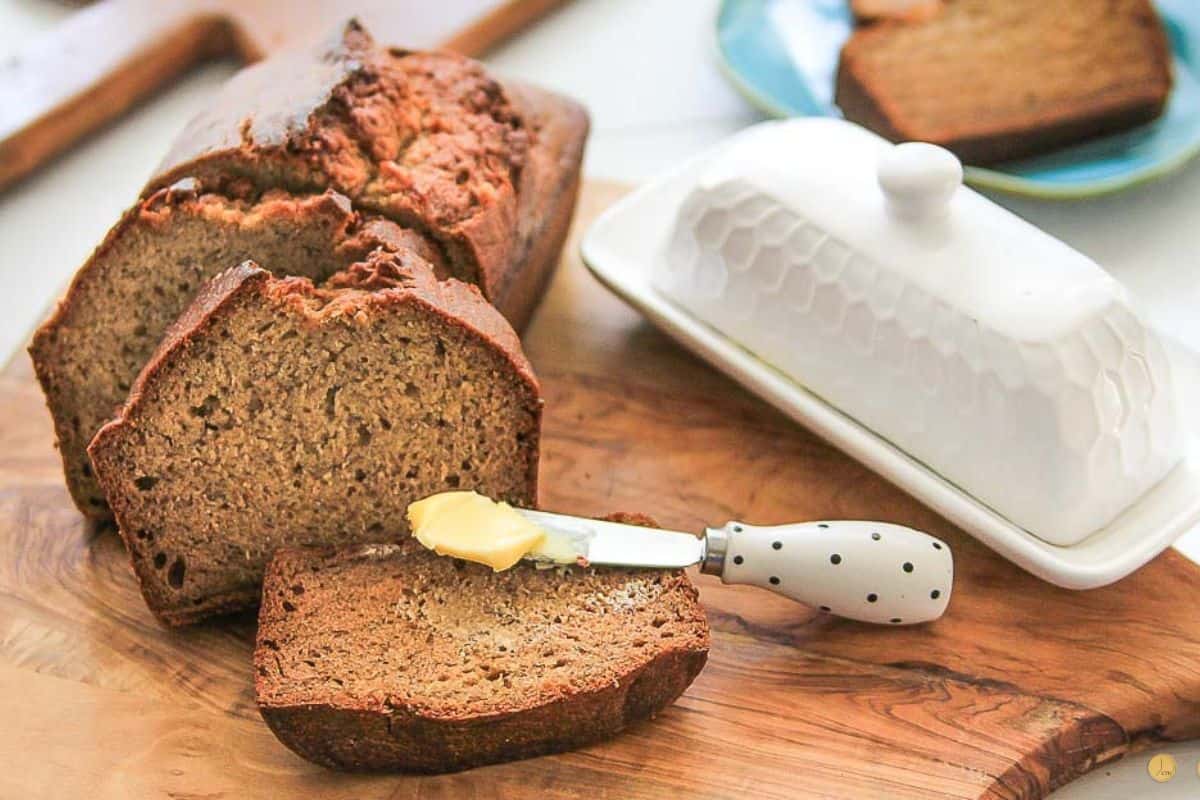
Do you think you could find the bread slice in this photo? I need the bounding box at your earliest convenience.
[835,0,1173,165]
[145,19,589,329]
[255,536,709,773]
[31,185,423,518]
[88,258,541,626]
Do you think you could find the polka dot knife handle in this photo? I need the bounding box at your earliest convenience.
[702,521,953,625]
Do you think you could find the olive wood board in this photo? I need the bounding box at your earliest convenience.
[0,0,569,189]
[1,181,1198,800]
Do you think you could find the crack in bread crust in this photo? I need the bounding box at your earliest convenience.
[147,21,533,300]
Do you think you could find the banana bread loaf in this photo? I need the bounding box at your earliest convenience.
[145,19,588,328]
[835,0,1172,165]
[88,257,541,626]
[255,538,709,772]
[32,20,586,519]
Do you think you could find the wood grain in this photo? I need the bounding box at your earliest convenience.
[1,182,1198,799]
[0,0,569,190]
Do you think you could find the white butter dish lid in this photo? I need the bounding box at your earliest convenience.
[653,119,1182,547]
[580,118,1200,587]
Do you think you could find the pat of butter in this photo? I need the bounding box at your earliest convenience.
[407,491,577,571]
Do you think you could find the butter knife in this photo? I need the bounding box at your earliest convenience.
[517,511,953,625]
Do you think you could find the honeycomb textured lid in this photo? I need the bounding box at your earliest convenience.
[695,118,1125,342]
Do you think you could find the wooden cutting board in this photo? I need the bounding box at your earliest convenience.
[2,182,1199,800]
[0,0,568,189]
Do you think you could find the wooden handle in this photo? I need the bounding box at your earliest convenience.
[0,0,231,191]
[440,0,570,56]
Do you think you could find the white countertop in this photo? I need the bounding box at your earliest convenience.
[2,1,1198,795]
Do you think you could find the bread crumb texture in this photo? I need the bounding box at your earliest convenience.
[87,256,541,626]
[255,541,709,772]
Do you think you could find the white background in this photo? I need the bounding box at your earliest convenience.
[1,1,1197,795]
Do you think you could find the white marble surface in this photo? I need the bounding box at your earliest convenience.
[1,1,1198,796]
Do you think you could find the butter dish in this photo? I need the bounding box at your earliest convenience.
[580,118,1200,588]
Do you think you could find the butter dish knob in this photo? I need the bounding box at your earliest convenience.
[877,142,962,219]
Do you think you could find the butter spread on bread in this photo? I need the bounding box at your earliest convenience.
[409,491,577,571]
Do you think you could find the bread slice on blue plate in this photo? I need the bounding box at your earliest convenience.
[837,0,1172,165]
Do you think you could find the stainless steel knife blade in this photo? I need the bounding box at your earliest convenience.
[515,509,704,569]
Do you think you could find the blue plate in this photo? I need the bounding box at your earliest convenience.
[715,0,1200,199]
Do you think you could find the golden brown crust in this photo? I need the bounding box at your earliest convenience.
[142,19,587,326]
[835,0,1173,165]
[493,81,589,331]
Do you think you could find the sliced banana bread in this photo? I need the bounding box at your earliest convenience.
[255,538,709,773]
[32,21,585,520]
[31,185,421,518]
[835,0,1172,165]
[88,258,541,626]
[145,19,588,328]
